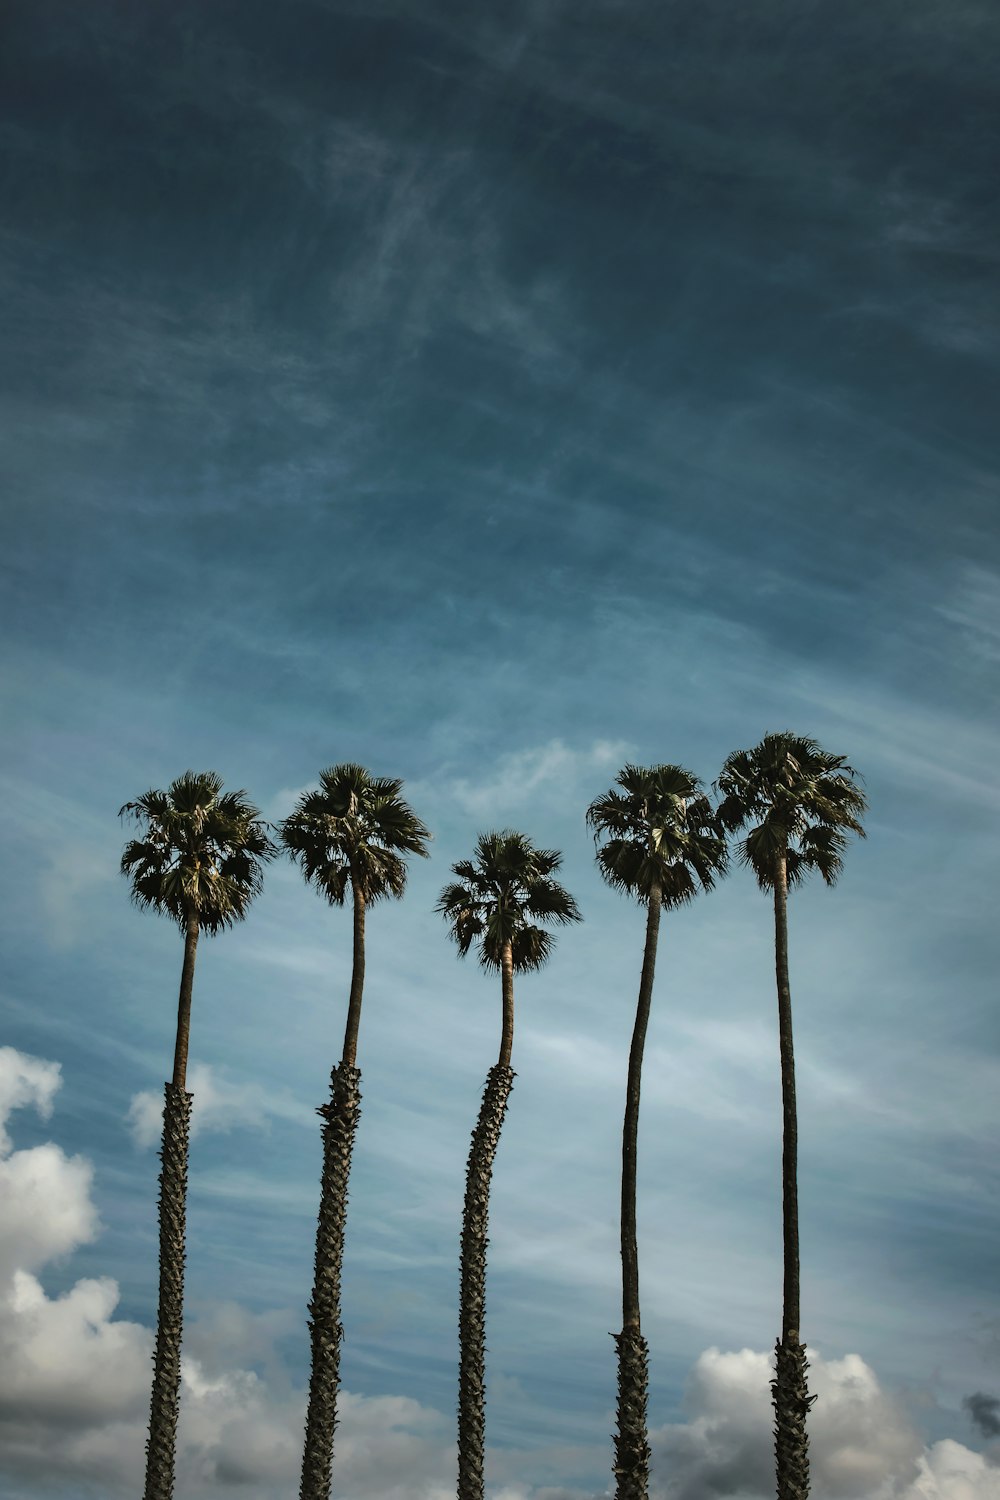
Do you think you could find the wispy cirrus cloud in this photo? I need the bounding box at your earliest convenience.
[421,737,633,823]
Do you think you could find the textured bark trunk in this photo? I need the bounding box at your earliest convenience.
[614,882,660,1500]
[771,850,816,1500]
[299,1063,362,1500]
[457,1063,515,1500]
[142,1082,193,1500]
[340,884,366,1069]
[171,916,199,1091]
[613,1328,652,1500]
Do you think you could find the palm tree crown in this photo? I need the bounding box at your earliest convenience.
[714,732,867,888]
[586,763,729,905]
[436,829,582,971]
[278,763,432,901]
[120,769,277,932]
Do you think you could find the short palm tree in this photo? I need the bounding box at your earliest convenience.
[120,770,276,1500]
[278,764,431,1500]
[437,830,581,1500]
[586,764,728,1500]
[715,732,866,1500]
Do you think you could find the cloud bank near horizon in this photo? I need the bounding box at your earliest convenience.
[2,1047,997,1500]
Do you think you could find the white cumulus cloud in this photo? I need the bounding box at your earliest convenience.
[647,1346,1000,1500]
[126,1062,280,1148]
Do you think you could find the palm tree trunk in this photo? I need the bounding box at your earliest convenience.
[614,884,660,1500]
[498,938,515,1071]
[341,884,366,1069]
[171,916,199,1091]
[771,850,817,1500]
[299,1062,362,1500]
[458,1062,515,1500]
[143,1082,193,1500]
[143,916,198,1500]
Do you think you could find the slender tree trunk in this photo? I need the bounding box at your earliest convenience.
[300,879,366,1500]
[770,851,817,1500]
[144,917,198,1500]
[299,1063,362,1500]
[171,917,199,1091]
[498,938,515,1071]
[614,884,660,1500]
[458,1061,515,1500]
[341,883,366,1069]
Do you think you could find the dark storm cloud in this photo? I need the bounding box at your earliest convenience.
[963,1392,1000,1440]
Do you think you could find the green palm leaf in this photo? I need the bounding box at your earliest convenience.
[715,731,866,890]
[120,769,277,933]
[436,829,581,974]
[278,762,431,905]
[587,764,729,906]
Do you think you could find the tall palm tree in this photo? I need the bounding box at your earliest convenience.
[120,770,276,1500]
[437,830,581,1500]
[715,732,866,1500]
[586,764,728,1500]
[278,763,431,1500]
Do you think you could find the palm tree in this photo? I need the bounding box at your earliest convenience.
[278,763,431,1500]
[586,764,728,1500]
[437,830,581,1500]
[715,732,866,1500]
[120,770,276,1500]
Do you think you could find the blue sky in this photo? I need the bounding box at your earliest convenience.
[1,2,999,1496]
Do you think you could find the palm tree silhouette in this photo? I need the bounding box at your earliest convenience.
[437,830,581,1500]
[279,763,431,1500]
[120,769,276,1500]
[587,764,728,1500]
[716,732,866,1500]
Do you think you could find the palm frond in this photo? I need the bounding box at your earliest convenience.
[588,763,729,908]
[715,732,867,891]
[119,771,277,934]
[278,763,430,904]
[438,829,580,975]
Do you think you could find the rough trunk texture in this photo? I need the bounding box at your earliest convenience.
[613,1327,652,1500]
[771,1334,818,1500]
[458,1064,515,1500]
[299,1063,362,1500]
[143,1083,193,1500]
